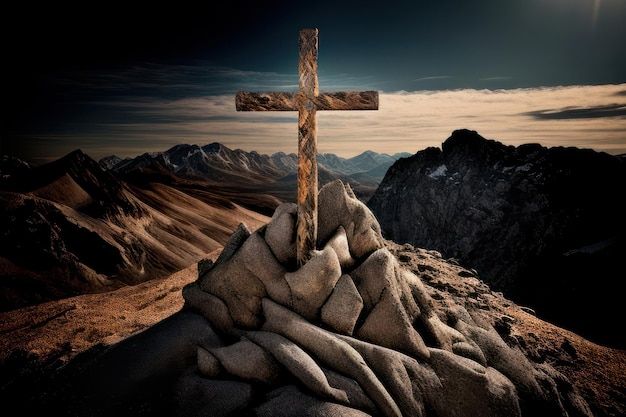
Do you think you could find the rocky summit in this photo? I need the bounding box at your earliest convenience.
[368,129,626,348]
[69,180,592,417]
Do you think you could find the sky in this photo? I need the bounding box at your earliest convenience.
[2,0,625,165]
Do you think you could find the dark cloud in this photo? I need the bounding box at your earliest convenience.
[524,104,626,120]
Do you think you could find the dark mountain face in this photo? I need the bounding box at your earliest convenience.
[368,129,626,348]
[0,195,126,305]
[2,149,145,220]
[0,155,32,177]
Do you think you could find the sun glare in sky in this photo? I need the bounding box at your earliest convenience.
[592,0,602,31]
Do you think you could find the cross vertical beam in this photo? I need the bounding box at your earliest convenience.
[296,28,319,267]
[235,28,378,267]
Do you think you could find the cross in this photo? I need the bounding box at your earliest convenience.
[236,28,378,266]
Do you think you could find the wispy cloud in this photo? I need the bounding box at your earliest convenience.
[47,63,300,98]
[413,76,452,82]
[525,104,626,120]
[49,61,387,100]
[480,77,513,82]
[98,84,626,159]
[18,77,626,163]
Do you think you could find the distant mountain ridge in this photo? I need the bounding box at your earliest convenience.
[102,142,411,200]
[368,129,626,348]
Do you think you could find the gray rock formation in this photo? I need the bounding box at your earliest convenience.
[169,179,591,417]
[63,179,595,416]
[367,129,626,348]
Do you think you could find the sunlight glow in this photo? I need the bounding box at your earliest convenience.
[592,0,602,32]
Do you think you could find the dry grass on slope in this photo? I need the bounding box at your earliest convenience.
[0,252,216,364]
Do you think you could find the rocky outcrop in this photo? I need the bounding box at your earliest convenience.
[72,179,592,416]
[368,129,626,348]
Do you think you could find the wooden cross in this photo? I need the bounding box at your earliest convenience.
[236,28,378,266]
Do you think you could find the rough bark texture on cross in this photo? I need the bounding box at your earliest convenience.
[235,28,378,266]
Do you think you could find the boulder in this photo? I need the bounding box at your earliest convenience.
[174,371,254,417]
[351,248,429,359]
[253,385,373,417]
[284,246,342,321]
[265,202,298,265]
[321,274,363,335]
[324,225,355,269]
[318,180,384,260]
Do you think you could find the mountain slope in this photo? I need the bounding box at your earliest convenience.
[368,129,626,348]
[0,151,270,311]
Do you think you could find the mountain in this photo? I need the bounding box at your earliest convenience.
[0,155,32,177]
[0,150,271,312]
[368,129,626,349]
[105,143,410,201]
[0,143,406,312]
[1,180,623,417]
[2,149,143,218]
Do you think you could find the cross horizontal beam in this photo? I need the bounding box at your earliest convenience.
[236,91,379,111]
